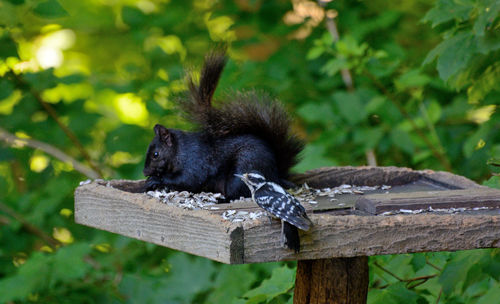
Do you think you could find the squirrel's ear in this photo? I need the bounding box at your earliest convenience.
[154,124,172,146]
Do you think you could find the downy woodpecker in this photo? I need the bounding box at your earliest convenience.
[236,172,311,252]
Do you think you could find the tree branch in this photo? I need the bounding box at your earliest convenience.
[405,274,439,289]
[374,261,438,289]
[7,71,104,178]
[426,258,443,271]
[373,261,405,282]
[318,1,378,166]
[436,287,443,303]
[318,1,354,91]
[0,201,61,249]
[0,127,100,179]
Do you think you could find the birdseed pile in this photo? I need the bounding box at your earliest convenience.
[146,189,226,210]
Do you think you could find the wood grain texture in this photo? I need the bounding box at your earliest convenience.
[356,188,500,214]
[241,211,500,263]
[294,257,368,304]
[74,166,500,264]
[75,182,243,263]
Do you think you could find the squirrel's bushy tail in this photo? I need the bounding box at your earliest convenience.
[180,51,304,179]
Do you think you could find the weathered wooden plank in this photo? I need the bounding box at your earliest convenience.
[356,188,500,215]
[241,212,500,263]
[75,182,243,264]
[421,170,485,189]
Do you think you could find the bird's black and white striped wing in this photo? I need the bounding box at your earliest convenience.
[253,183,311,231]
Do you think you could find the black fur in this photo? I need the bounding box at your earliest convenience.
[143,50,305,250]
[144,128,280,200]
[180,51,304,182]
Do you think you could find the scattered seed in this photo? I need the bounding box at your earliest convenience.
[79,179,92,186]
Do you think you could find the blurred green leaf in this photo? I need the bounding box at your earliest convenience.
[425,101,442,124]
[422,0,473,27]
[353,127,384,150]
[476,284,500,304]
[162,253,216,300]
[333,92,367,125]
[0,79,14,100]
[23,69,59,91]
[296,102,334,125]
[293,144,336,173]
[106,124,150,154]
[243,266,295,303]
[50,243,91,286]
[365,96,386,114]
[306,47,325,60]
[463,124,489,157]
[484,176,500,189]
[462,261,487,292]
[321,58,348,76]
[0,244,91,303]
[395,70,431,91]
[439,251,483,295]
[487,158,500,167]
[435,32,476,83]
[207,265,257,303]
[390,128,415,154]
[119,253,216,303]
[0,252,50,302]
[473,0,500,36]
[468,62,500,103]
[410,254,426,272]
[369,282,426,304]
[0,33,18,58]
[5,0,25,5]
[122,6,147,27]
[33,0,68,18]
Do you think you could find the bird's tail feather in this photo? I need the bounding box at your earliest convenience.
[282,221,300,253]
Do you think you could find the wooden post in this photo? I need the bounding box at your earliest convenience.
[294,257,369,304]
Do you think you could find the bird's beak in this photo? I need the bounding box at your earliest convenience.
[234,174,245,179]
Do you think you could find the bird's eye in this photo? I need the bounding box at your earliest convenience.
[153,151,159,159]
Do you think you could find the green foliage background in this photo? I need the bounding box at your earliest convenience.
[0,0,499,303]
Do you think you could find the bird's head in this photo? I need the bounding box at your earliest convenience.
[234,172,267,191]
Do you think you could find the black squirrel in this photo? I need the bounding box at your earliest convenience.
[143,51,305,251]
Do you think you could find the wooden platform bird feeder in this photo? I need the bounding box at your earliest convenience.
[74,166,500,303]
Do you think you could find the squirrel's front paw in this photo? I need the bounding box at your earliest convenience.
[145,177,162,191]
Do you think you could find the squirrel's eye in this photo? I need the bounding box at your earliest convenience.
[153,152,159,159]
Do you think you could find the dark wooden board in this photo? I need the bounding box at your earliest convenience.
[309,179,450,213]
[292,166,483,189]
[356,188,500,215]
